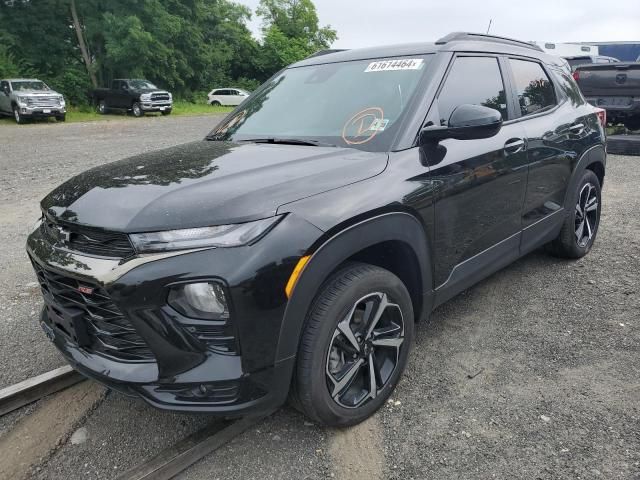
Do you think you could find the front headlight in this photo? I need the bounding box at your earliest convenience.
[168,93,172,100]
[17,96,28,105]
[140,93,151,101]
[59,96,65,106]
[129,216,282,253]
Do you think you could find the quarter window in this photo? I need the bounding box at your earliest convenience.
[508,59,556,116]
[437,56,509,125]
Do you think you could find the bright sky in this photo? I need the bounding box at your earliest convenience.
[238,0,640,48]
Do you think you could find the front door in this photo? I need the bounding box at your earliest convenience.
[425,55,529,297]
[0,81,11,113]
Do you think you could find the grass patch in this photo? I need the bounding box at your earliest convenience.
[0,101,232,125]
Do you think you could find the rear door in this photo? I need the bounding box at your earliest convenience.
[427,55,528,291]
[505,57,593,251]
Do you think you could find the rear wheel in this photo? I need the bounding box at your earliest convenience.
[97,100,107,115]
[292,263,414,427]
[548,170,601,258]
[131,102,144,117]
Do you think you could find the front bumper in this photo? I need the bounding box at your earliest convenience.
[18,105,66,117]
[26,215,322,414]
[141,101,172,112]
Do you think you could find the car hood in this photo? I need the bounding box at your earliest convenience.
[14,89,62,96]
[41,141,388,232]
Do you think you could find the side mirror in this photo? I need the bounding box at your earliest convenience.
[420,104,503,143]
[2,87,8,95]
[122,84,128,90]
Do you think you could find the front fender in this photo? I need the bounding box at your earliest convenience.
[275,211,432,363]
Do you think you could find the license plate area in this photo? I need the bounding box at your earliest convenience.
[42,109,51,114]
[43,302,91,346]
[596,97,633,107]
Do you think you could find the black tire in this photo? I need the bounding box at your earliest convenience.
[292,262,414,427]
[161,109,172,116]
[13,105,25,124]
[623,117,640,132]
[132,102,144,117]
[210,100,221,106]
[56,114,66,122]
[97,100,107,115]
[548,170,601,259]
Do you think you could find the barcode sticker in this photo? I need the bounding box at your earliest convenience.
[365,58,424,72]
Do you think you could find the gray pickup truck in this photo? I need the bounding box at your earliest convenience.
[0,78,66,124]
[574,62,640,131]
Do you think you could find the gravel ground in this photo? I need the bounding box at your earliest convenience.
[0,117,638,479]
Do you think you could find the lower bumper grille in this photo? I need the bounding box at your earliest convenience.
[32,260,154,361]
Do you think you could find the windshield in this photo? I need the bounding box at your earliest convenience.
[11,81,48,91]
[129,80,158,90]
[208,55,432,151]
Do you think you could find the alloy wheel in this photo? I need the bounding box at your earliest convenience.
[325,292,405,409]
[14,108,20,123]
[575,182,598,248]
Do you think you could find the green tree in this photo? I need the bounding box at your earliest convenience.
[256,0,337,76]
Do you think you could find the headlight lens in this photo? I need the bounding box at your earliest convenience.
[129,216,282,252]
[17,96,28,105]
[59,96,65,105]
[168,282,229,320]
[140,93,151,101]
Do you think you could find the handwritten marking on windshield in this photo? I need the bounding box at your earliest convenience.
[342,107,385,145]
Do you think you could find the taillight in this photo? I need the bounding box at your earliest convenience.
[572,70,580,82]
[595,108,606,128]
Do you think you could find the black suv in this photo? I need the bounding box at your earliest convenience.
[27,32,606,426]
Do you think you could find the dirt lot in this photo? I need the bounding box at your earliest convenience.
[0,116,638,480]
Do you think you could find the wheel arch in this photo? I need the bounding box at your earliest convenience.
[275,211,433,363]
[564,144,606,209]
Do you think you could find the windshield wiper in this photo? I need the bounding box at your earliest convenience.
[237,138,336,147]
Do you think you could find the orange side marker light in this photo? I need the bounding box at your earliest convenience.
[285,255,310,299]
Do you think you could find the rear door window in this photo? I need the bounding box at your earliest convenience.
[437,56,509,125]
[508,59,557,116]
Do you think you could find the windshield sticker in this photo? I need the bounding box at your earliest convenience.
[365,58,424,73]
[342,107,385,145]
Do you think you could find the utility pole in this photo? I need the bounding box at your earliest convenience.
[70,0,98,88]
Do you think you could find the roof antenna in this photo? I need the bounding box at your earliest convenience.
[486,19,493,34]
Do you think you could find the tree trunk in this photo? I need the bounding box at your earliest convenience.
[70,0,97,88]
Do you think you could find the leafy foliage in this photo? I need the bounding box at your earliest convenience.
[0,0,337,105]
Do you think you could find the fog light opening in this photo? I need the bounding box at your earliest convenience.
[168,282,229,320]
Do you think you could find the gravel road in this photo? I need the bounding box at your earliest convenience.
[0,116,638,479]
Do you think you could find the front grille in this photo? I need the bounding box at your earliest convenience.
[151,93,170,101]
[32,260,154,361]
[27,96,60,107]
[41,218,135,258]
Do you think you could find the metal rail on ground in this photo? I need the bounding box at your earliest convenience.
[0,365,85,417]
[116,413,271,480]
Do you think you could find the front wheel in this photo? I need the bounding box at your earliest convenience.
[161,109,172,116]
[548,170,601,258]
[210,100,221,106]
[292,263,414,427]
[56,114,66,122]
[131,102,144,117]
[97,100,107,115]
[13,105,25,124]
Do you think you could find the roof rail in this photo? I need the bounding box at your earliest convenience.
[436,32,544,53]
[305,49,348,59]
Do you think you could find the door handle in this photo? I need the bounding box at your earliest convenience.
[504,138,526,155]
